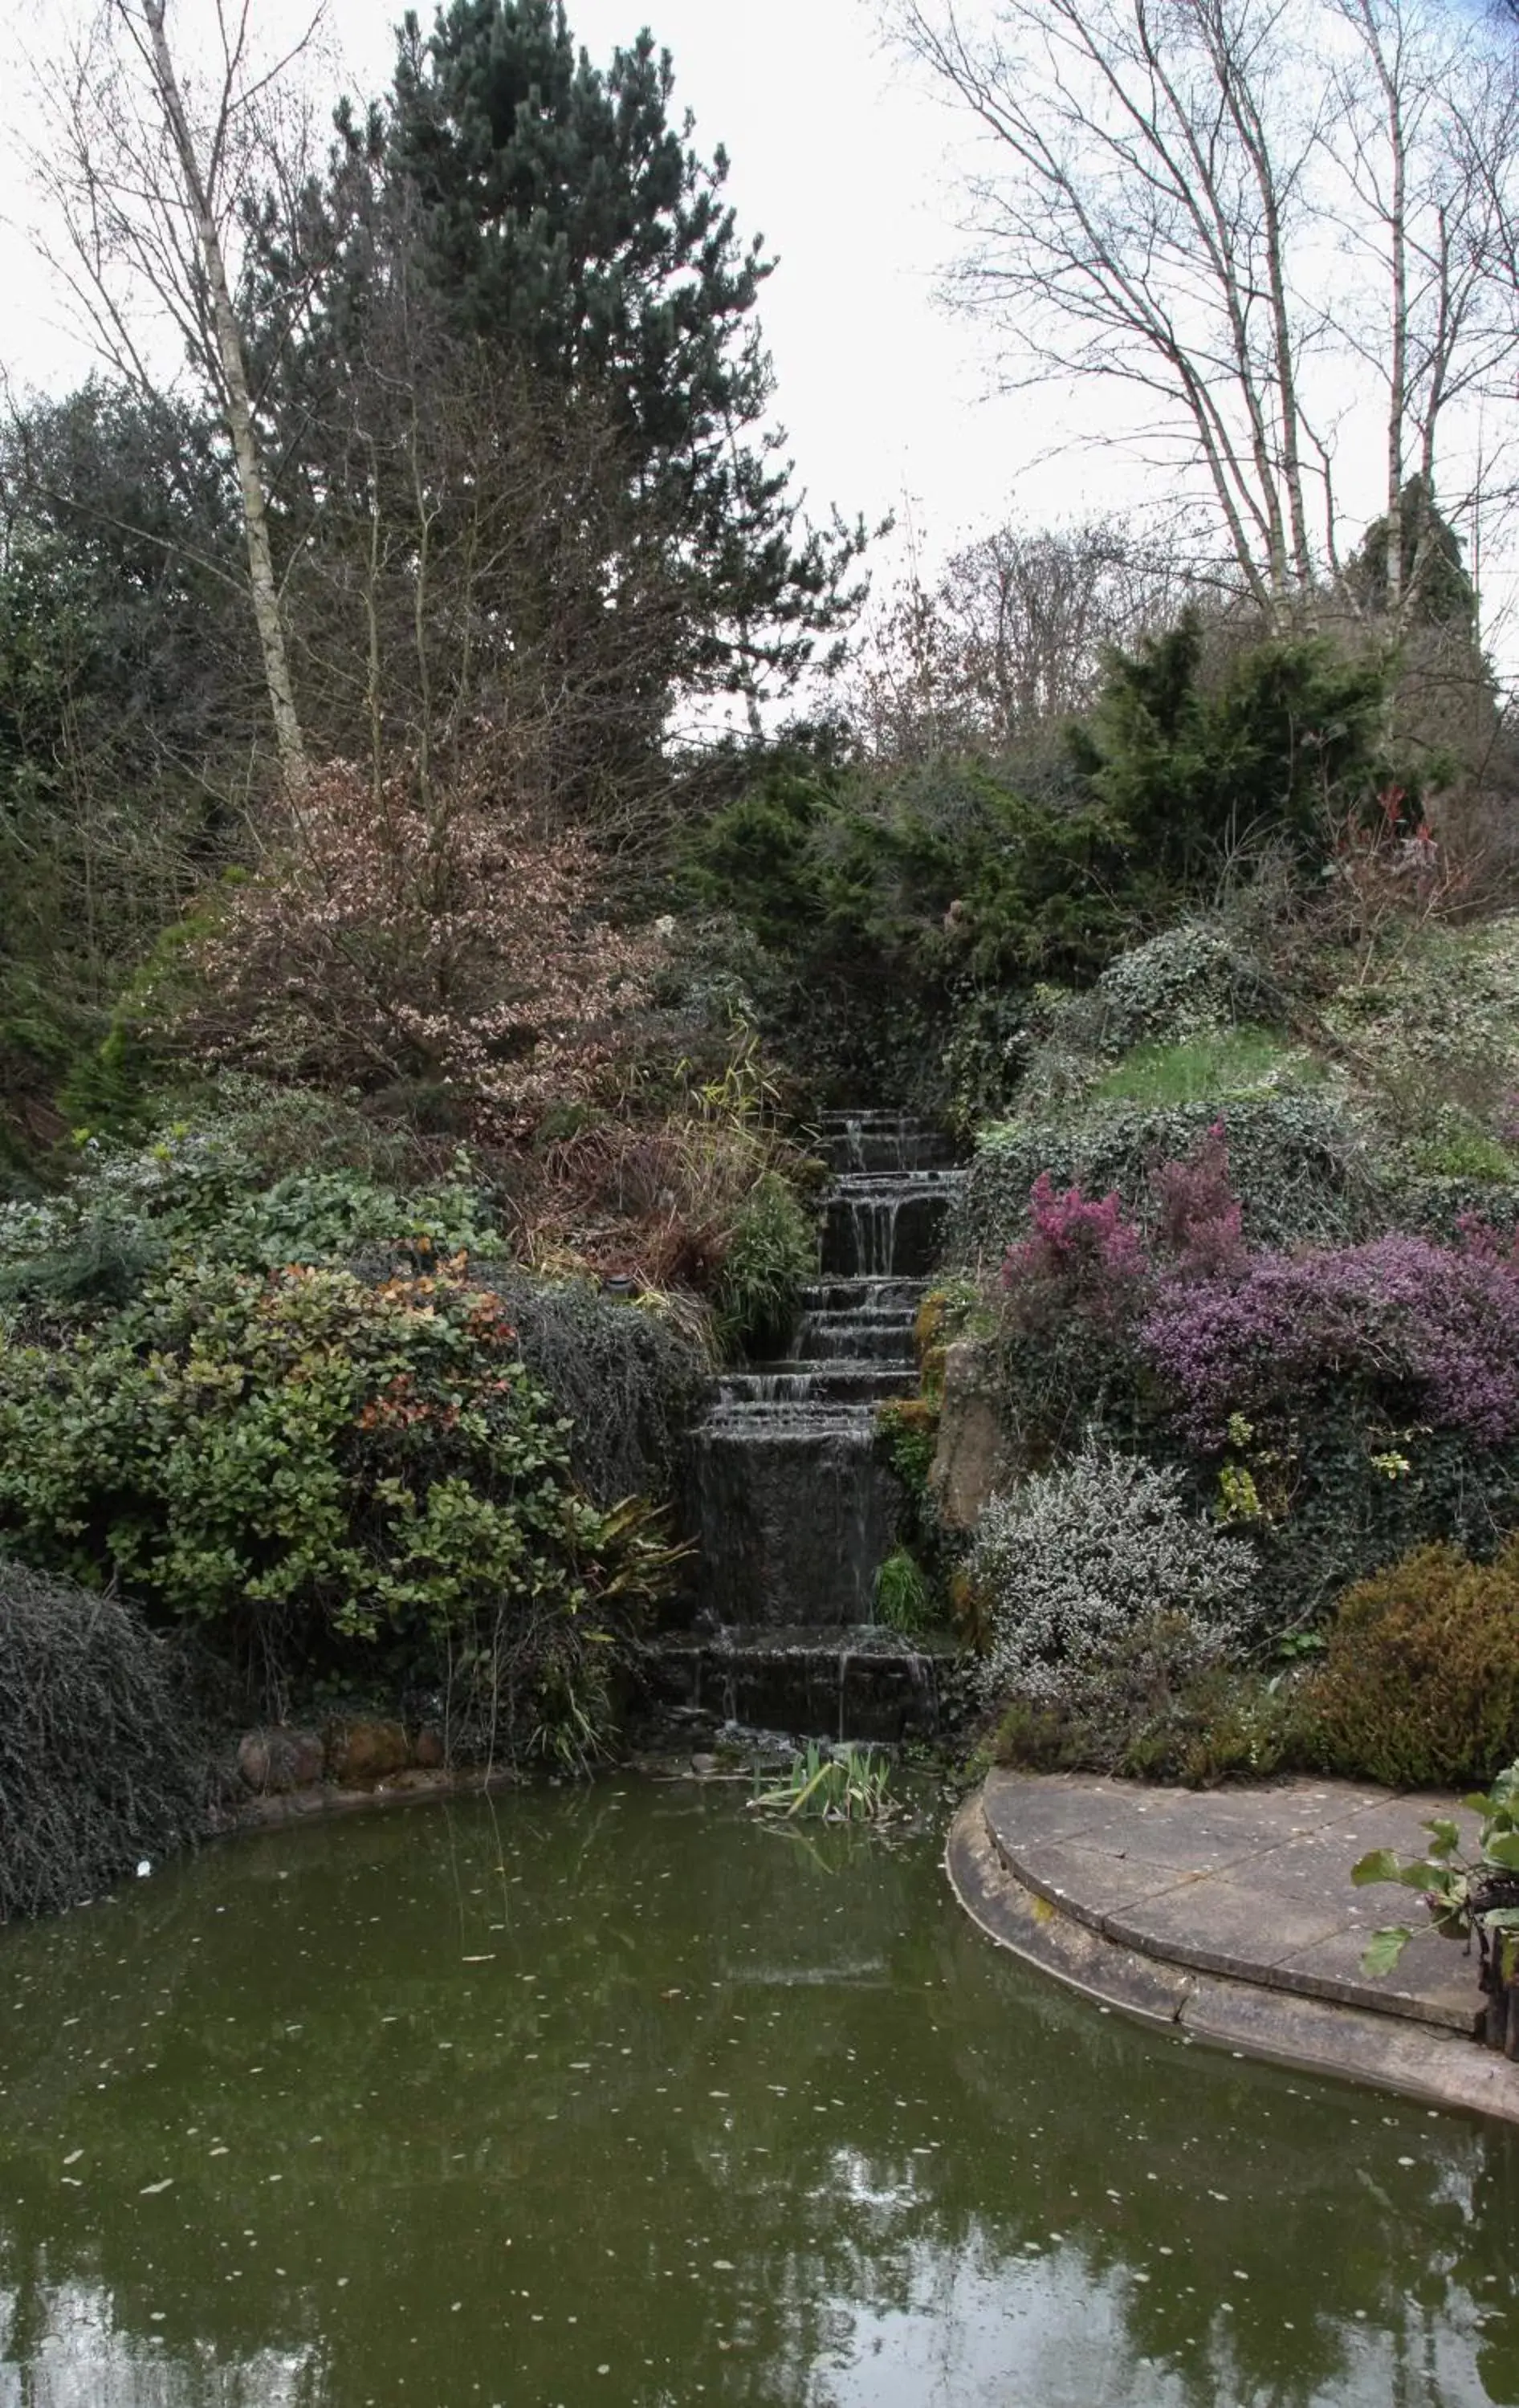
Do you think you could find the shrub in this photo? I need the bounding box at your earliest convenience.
[0,1559,210,1922]
[1090,921,1279,1053]
[987,1658,1303,1786]
[1305,1542,1519,1788]
[1150,1118,1247,1279]
[468,1269,706,1505]
[0,1257,677,1759]
[1069,614,1401,880]
[969,1448,1258,1722]
[1000,1172,1146,1332]
[145,759,660,1136]
[0,1119,491,1316]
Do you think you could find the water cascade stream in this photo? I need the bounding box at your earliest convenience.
[636,1112,963,1743]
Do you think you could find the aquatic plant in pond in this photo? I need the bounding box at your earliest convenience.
[750,1738,895,1820]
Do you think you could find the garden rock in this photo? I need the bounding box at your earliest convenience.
[929,1341,1020,1530]
[236,1727,324,1794]
[326,1718,409,1785]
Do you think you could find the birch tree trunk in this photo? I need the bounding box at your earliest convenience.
[137,0,306,789]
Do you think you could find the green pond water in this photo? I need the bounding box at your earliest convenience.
[0,1783,1515,2408]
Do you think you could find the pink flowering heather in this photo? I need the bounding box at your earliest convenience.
[1150,1118,1246,1281]
[1000,1173,1148,1332]
[1140,1233,1519,1449]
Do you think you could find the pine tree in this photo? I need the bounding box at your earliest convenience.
[246,0,867,763]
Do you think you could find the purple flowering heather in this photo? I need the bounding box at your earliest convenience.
[1140,1233,1519,1449]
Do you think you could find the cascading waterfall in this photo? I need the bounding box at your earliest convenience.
[635,1112,963,1745]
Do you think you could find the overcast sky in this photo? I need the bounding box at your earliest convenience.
[1,0,1513,665]
[0,0,1142,597]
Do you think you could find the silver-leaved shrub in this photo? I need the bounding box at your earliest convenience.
[970,1447,1259,1714]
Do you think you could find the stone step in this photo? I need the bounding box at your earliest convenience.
[976,1768,1485,2036]
[946,1783,1517,2123]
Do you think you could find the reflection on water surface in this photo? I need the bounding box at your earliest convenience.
[0,1783,1515,2406]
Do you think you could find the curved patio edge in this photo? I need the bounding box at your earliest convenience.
[945,1776,1519,2126]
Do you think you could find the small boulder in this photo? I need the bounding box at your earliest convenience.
[927,1341,1022,1531]
[237,1727,325,1795]
[326,1718,410,1786]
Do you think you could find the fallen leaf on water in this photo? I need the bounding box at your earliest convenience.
[140,2178,173,2195]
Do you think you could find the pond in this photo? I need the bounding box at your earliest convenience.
[0,1781,1515,2408]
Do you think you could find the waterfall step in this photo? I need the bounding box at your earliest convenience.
[801,1278,925,1314]
[794,1315,918,1361]
[677,1109,958,1698]
[717,1365,918,1406]
[629,1625,955,1746]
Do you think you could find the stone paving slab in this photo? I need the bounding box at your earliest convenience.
[979,1767,1485,2036]
[945,1793,1519,2125]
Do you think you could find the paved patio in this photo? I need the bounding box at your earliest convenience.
[946,1769,1519,2122]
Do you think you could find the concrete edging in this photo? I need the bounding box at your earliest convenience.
[944,1790,1519,2125]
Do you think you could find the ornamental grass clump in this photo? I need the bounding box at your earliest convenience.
[969,1449,1258,1730]
[0,1559,210,1923]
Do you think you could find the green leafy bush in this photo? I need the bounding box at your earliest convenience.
[1305,1541,1519,1788]
[0,1116,490,1316]
[1089,921,1281,1053]
[0,1557,210,1922]
[0,1258,677,1761]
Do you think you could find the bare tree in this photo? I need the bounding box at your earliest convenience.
[22,0,322,786]
[845,513,1213,757]
[1320,0,1516,612]
[889,0,1519,622]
